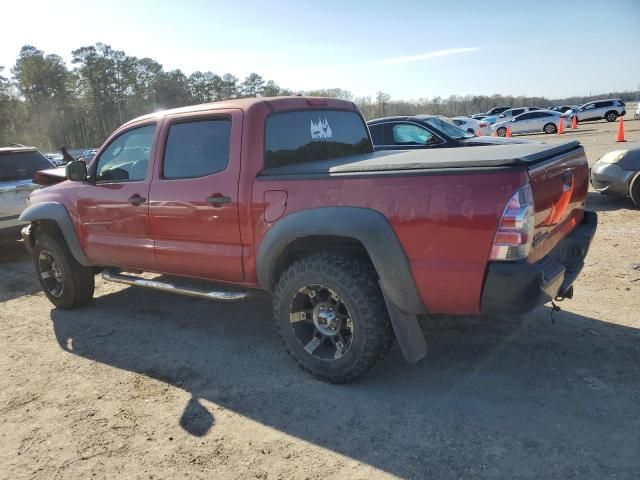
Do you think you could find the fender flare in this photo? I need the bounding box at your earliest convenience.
[19,202,92,266]
[256,207,428,363]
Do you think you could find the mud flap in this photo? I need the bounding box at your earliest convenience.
[380,284,428,363]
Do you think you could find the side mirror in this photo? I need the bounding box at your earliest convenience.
[511,118,516,122]
[66,160,88,182]
[498,114,505,118]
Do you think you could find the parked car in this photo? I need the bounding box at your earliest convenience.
[483,107,541,125]
[491,110,572,137]
[20,96,597,383]
[568,99,626,123]
[66,148,89,160]
[0,145,53,239]
[451,116,491,136]
[634,102,640,120]
[45,153,66,166]
[471,106,511,120]
[550,105,578,114]
[591,146,640,207]
[78,149,98,162]
[368,115,531,150]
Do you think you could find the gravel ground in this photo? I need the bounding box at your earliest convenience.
[1,115,639,479]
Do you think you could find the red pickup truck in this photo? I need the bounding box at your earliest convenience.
[20,97,597,383]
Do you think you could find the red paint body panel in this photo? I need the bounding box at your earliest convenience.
[526,149,589,263]
[26,96,590,317]
[252,172,525,314]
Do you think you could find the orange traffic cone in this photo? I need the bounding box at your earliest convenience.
[616,116,626,142]
[506,125,512,137]
[558,117,565,135]
[571,115,578,129]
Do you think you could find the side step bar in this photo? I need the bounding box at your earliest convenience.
[101,270,250,302]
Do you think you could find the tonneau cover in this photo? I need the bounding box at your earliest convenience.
[260,141,581,176]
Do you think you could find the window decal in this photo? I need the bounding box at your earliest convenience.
[310,117,333,139]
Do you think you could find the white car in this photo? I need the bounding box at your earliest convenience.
[491,110,571,137]
[634,102,640,120]
[483,107,541,125]
[450,117,491,136]
[568,99,626,123]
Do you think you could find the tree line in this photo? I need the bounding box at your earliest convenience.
[0,43,638,152]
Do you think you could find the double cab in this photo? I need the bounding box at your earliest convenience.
[21,97,597,382]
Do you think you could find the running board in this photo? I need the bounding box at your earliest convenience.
[101,270,250,302]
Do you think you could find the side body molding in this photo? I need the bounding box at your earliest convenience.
[20,202,92,266]
[256,207,428,363]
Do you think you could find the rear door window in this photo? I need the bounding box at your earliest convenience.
[265,110,372,168]
[0,151,53,181]
[163,119,231,179]
[517,112,535,121]
[392,123,436,145]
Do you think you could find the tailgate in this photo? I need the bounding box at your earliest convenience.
[527,145,589,262]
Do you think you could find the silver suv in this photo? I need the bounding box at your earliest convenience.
[0,145,53,239]
[571,99,626,123]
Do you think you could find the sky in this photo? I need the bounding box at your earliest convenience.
[1,0,639,100]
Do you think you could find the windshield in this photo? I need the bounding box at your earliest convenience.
[0,150,53,181]
[422,117,475,139]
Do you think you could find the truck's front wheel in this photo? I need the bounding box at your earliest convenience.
[33,232,95,309]
[273,253,394,383]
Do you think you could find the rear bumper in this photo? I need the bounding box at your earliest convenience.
[480,211,597,316]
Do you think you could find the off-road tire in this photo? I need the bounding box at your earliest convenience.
[605,111,618,122]
[630,171,640,208]
[543,122,557,134]
[273,253,394,383]
[33,231,95,309]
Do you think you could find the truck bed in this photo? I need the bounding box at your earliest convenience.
[260,141,581,176]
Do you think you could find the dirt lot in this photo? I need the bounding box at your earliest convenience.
[1,117,639,479]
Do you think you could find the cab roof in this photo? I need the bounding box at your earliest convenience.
[122,96,358,128]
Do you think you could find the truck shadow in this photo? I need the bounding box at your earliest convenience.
[49,285,640,477]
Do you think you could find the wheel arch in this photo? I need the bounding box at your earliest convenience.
[256,207,427,316]
[19,202,92,266]
[605,110,618,121]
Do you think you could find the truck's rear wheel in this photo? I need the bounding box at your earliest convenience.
[273,253,394,383]
[33,232,95,309]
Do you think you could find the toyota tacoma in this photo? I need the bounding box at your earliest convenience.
[20,97,597,382]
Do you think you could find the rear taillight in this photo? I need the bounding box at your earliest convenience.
[490,184,535,261]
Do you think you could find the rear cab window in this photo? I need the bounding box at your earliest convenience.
[264,110,372,168]
[0,150,53,182]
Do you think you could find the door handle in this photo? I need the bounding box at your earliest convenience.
[207,195,231,206]
[127,194,146,206]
